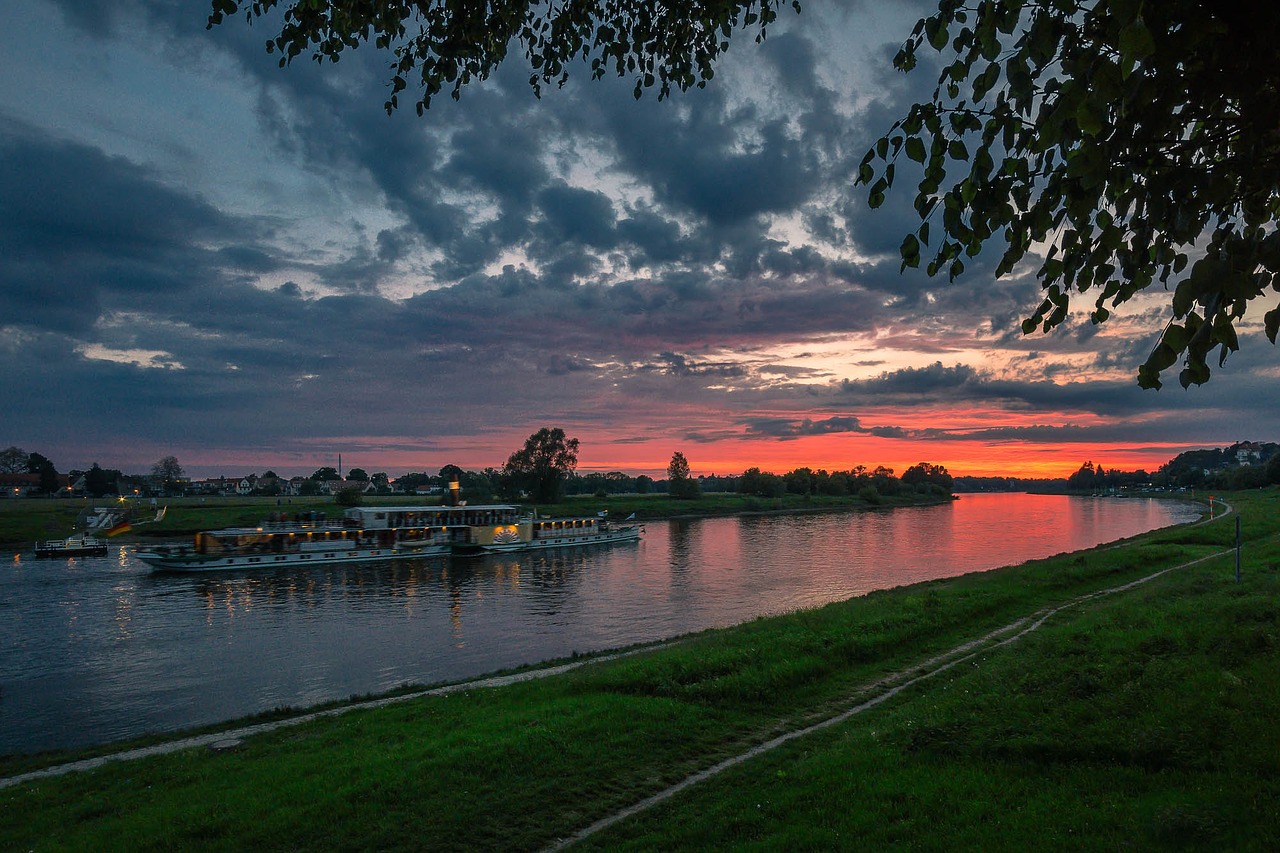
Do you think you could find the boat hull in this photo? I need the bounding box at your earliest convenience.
[481,527,641,553]
[136,545,433,572]
[139,529,640,571]
[34,538,110,558]
[136,504,643,572]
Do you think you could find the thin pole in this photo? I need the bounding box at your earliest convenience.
[1236,516,1242,583]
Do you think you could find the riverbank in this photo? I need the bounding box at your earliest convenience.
[0,490,952,548]
[2,489,1274,849]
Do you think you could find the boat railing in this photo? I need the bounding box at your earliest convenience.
[257,519,347,532]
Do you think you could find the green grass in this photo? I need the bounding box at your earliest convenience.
[2,491,1274,851]
[534,489,949,523]
[0,495,435,546]
[580,534,1280,850]
[1,490,947,547]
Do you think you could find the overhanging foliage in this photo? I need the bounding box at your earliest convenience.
[859,0,1280,388]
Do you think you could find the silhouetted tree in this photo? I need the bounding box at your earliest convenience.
[151,455,185,494]
[85,463,113,497]
[667,451,700,499]
[503,427,580,503]
[0,446,26,474]
[26,451,59,494]
[901,462,954,493]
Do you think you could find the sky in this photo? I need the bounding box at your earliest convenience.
[1,1,1275,480]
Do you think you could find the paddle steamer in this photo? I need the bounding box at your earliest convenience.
[135,503,640,572]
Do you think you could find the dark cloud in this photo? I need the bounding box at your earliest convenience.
[0,126,266,333]
[842,361,982,395]
[6,1,1273,475]
[745,415,866,439]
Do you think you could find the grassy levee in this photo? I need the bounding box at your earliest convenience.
[0,497,354,548]
[2,491,1275,851]
[2,492,947,548]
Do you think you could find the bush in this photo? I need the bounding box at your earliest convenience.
[335,487,364,507]
[669,477,702,500]
[858,485,882,505]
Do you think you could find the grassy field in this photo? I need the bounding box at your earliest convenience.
[2,490,1276,850]
[0,490,947,548]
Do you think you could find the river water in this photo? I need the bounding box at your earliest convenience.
[0,494,1200,755]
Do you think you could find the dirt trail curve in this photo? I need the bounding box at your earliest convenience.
[1,499,1231,801]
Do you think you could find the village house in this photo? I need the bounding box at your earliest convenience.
[0,472,74,497]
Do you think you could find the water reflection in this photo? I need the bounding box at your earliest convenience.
[0,495,1200,754]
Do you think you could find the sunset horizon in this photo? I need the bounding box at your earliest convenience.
[4,3,1276,487]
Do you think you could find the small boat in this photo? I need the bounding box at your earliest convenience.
[135,504,641,572]
[34,536,110,558]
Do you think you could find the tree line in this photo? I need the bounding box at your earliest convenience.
[3,429,954,504]
[1065,442,1280,493]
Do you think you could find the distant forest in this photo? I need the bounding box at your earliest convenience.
[954,441,1280,494]
[6,441,1277,500]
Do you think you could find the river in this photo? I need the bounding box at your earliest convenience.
[0,493,1200,755]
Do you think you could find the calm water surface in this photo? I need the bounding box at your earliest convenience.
[0,494,1200,754]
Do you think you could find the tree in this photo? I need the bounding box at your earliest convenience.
[210,1,801,115]
[310,466,339,481]
[27,452,60,494]
[738,467,786,498]
[667,451,700,499]
[901,462,954,493]
[0,446,26,474]
[860,1,1280,389]
[503,427,580,503]
[347,467,369,481]
[1067,461,1104,493]
[85,463,113,498]
[335,486,364,507]
[437,464,465,485]
[784,466,817,496]
[152,456,186,493]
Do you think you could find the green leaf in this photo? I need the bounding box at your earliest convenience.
[1118,19,1156,64]
[973,62,1000,100]
[1179,360,1211,388]
[926,18,949,51]
[901,233,920,264]
[905,136,926,163]
[1076,97,1104,136]
[1265,306,1280,344]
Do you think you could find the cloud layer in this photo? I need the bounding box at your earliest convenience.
[0,1,1271,477]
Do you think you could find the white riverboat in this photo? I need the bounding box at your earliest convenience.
[34,535,110,558]
[134,504,641,572]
